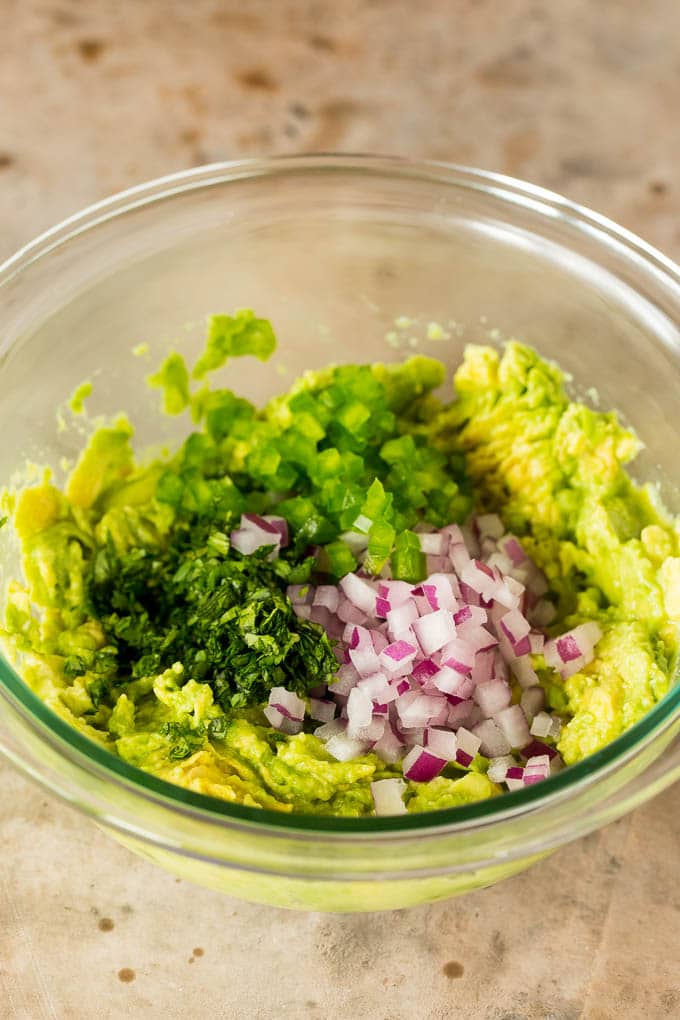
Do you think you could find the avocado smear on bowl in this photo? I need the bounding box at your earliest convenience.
[1,310,678,818]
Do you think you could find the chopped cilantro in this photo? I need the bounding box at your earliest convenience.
[85,521,337,710]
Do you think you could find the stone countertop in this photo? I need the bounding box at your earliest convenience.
[1,2,679,1018]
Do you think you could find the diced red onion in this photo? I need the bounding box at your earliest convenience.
[287,584,314,605]
[412,609,457,655]
[372,724,405,764]
[531,598,557,627]
[411,658,440,683]
[432,665,474,699]
[326,732,372,761]
[231,527,279,557]
[396,692,445,729]
[379,640,418,676]
[498,608,532,656]
[349,643,381,678]
[418,532,446,555]
[263,706,303,735]
[473,679,512,717]
[498,534,527,567]
[424,727,458,760]
[440,637,475,675]
[487,754,515,783]
[309,698,337,723]
[402,745,447,782]
[470,647,495,685]
[520,686,545,723]
[529,711,554,738]
[471,718,511,757]
[337,599,367,625]
[346,686,374,734]
[339,572,378,615]
[371,778,407,815]
[267,686,305,721]
[314,718,347,740]
[313,585,340,613]
[520,739,558,760]
[523,754,551,784]
[509,655,539,689]
[493,704,532,749]
[261,515,289,547]
[386,600,419,638]
[455,726,481,765]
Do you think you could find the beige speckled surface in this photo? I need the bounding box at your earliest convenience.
[1,2,680,1018]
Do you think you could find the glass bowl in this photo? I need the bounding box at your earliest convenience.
[1,155,679,913]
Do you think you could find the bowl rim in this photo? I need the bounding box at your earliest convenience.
[1,153,679,838]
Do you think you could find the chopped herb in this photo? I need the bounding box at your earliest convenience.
[85,520,337,710]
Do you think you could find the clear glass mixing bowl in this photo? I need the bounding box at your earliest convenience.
[1,156,679,912]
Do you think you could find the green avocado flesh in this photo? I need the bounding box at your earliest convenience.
[1,312,678,816]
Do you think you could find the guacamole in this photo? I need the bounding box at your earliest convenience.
[1,313,677,816]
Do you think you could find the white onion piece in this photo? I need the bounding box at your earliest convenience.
[357,670,392,701]
[529,711,554,738]
[346,686,374,734]
[432,665,474,699]
[418,532,446,555]
[371,778,407,815]
[472,718,511,758]
[494,704,532,749]
[340,530,369,554]
[340,572,378,615]
[520,686,545,723]
[396,693,446,729]
[309,698,337,723]
[314,718,346,740]
[313,585,340,613]
[287,584,314,605]
[509,655,539,689]
[385,600,419,637]
[473,679,512,717]
[487,754,515,783]
[325,732,371,761]
[412,609,457,655]
[372,724,405,764]
[349,644,381,677]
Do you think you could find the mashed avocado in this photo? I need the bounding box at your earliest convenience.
[1,316,677,814]
[446,343,678,762]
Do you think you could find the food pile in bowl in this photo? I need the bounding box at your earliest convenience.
[1,310,677,817]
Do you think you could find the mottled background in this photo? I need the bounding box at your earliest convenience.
[1,2,679,1018]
